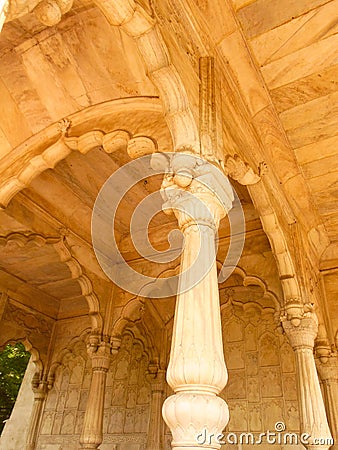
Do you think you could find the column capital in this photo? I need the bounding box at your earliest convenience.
[281,310,318,349]
[31,373,48,399]
[157,152,234,231]
[87,335,112,372]
[146,368,166,393]
[316,353,338,383]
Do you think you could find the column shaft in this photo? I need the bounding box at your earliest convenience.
[146,370,166,450]
[283,314,333,450]
[26,384,47,450]
[79,340,111,449]
[317,355,338,449]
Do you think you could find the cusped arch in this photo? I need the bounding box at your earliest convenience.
[0,336,43,376]
[0,232,103,333]
[218,263,281,313]
[47,328,91,387]
[0,97,166,209]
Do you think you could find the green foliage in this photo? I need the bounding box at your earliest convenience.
[0,343,30,433]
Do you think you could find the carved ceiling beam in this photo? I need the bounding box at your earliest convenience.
[94,0,200,154]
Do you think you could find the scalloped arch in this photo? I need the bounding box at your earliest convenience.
[0,97,164,209]
[218,263,281,312]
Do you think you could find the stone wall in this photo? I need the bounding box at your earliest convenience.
[36,304,303,450]
[37,332,151,450]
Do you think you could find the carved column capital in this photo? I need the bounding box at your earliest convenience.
[146,368,166,393]
[160,152,233,231]
[282,315,318,349]
[281,303,318,349]
[31,373,49,398]
[316,353,338,384]
[87,335,112,372]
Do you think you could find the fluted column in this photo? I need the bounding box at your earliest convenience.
[316,351,338,449]
[282,308,333,450]
[161,153,234,450]
[26,378,47,450]
[79,336,113,449]
[146,368,166,450]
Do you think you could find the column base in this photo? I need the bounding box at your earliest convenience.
[79,445,99,449]
[163,392,228,450]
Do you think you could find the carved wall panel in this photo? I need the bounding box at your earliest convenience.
[37,340,90,448]
[37,331,151,450]
[217,301,302,450]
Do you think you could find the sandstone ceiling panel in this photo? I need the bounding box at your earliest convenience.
[236,0,338,244]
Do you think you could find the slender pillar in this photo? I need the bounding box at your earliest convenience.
[316,352,338,449]
[79,336,112,449]
[26,378,47,450]
[161,153,233,450]
[282,309,333,450]
[146,368,166,450]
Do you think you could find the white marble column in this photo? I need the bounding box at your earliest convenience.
[79,336,112,449]
[161,153,233,450]
[26,378,47,450]
[146,368,166,450]
[282,309,333,450]
[316,352,338,450]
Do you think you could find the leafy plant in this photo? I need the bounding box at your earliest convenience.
[0,343,30,433]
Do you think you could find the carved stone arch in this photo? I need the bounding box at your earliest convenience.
[0,231,102,334]
[0,97,166,209]
[245,185,303,308]
[52,236,103,333]
[218,263,281,313]
[113,296,146,337]
[113,297,158,363]
[136,264,181,300]
[47,328,91,387]
[0,335,43,377]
